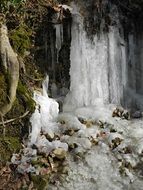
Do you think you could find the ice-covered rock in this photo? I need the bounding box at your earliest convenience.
[58,113,86,131]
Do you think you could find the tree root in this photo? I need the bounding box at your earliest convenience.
[0,24,19,116]
[0,111,30,126]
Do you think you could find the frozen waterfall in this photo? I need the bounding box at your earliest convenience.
[64,3,143,111]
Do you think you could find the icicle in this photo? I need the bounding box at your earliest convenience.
[64,4,127,110]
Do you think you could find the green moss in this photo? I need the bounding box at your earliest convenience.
[30,174,48,190]
[0,73,8,107]
[10,0,24,4]
[9,24,32,56]
[17,80,35,112]
[9,98,25,117]
[0,136,21,163]
[6,80,35,121]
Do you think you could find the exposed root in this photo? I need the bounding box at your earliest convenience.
[0,24,19,116]
[0,111,29,126]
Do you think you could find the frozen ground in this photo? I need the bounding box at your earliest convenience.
[48,105,143,190]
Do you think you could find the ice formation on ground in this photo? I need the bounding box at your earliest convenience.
[11,80,143,189]
[48,105,143,190]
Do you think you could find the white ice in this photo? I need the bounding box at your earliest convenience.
[30,75,59,145]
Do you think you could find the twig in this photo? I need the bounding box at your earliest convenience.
[0,111,30,126]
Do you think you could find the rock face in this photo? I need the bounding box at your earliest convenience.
[34,5,72,95]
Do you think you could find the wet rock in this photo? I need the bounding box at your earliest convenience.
[110,128,117,133]
[122,110,130,120]
[107,133,124,149]
[78,118,95,128]
[59,120,66,125]
[131,111,142,119]
[112,107,130,120]
[45,132,55,141]
[89,137,99,145]
[78,117,85,124]
[112,107,124,118]
[111,138,123,149]
[97,120,104,128]
[69,143,78,151]
[74,148,86,158]
[83,120,94,128]
[120,146,132,154]
[52,148,67,160]
[64,128,76,136]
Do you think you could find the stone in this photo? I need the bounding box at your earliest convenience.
[53,148,67,160]
[45,132,55,140]
[89,137,99,145]
[122,110,130,120]
[83,120,93,128]
[131,111,142,119]
[112,107,124,118]
[107,133,124,149]
[64,128,75,136]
